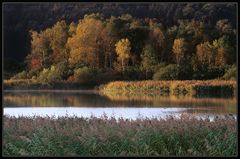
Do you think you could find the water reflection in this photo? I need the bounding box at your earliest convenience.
[3,90,237,118]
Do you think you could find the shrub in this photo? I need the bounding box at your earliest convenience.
[178,66,193,80]
[74,67,95,83]
[222,65,237,80]
[37,68,51,83]
[28,69,41,79]
[37,65,64,84]
[124,66,145,80]
[153,64,179,80]
[96,69,122,83]
[10,71,28,80]
[67,75,75,82]
[153,62,167,72]
[56,62,71,80]
[192,66,225,80]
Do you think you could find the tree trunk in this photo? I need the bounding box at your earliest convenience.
[122,58,124,73]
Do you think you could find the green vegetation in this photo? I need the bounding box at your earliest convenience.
[10,71,28,80]
[73,67,95,83]
[222,65,237,80]
[153,64,179,80]
[3,115,237,156]
[3,80,96,90]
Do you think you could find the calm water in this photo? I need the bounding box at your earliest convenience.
[3,90,237,120]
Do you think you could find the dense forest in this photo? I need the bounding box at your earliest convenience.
[4,3,237,82]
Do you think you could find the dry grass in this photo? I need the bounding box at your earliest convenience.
[100,80,236,97]
[3,115,237,156]
[4,79,36,84]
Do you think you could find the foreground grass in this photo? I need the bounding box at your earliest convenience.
[100,80,237,97]
[3,115,237,156]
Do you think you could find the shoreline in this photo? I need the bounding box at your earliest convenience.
[3,89,98,93]
[3,80,237,97]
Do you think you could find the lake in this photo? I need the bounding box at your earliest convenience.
[3,90,237,121]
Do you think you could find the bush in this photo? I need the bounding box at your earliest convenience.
[37,65,64,84]
[57,62,71,80]
[222,65,237,80]
[153,64,179,80]
[28,69,41,79]
[153,62,167,72]
[74,67,95,83]
[95,69,122,82]
[10,71,28,80]
[192,66,225,80]
[178,66,193,80]
[124,66,145,80]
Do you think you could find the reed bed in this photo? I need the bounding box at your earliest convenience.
[100,80,237,97]
[3,115,237,157]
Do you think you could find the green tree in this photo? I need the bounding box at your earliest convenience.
[141,44,158,79]
[149,21,166,62]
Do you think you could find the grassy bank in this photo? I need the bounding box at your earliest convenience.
[3,79,99,90]
[100,80,237,97]
[3,115,237,156]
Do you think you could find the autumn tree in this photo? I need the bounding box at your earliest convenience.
[196,41,213,68]
[215,19,233,36]
[19,12,236,81]
[45,20,69,64]
[101,17,119,69]
[115,38,131,73]
[26,30,51,70]
[172,38,187,66]
[149,21,166,62]
[213,19,235,64]
[212,38,226,67]
[128,18,149,66]
[67,13,105,68]
[68,22,77,37]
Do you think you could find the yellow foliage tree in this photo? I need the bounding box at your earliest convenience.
[115,38,131,72]
[67,14,104,67]
[196,42,213,67]
[212,38,226,67]
[172,38,187,65]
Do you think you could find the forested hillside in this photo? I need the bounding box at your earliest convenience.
[3,3,237,81]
